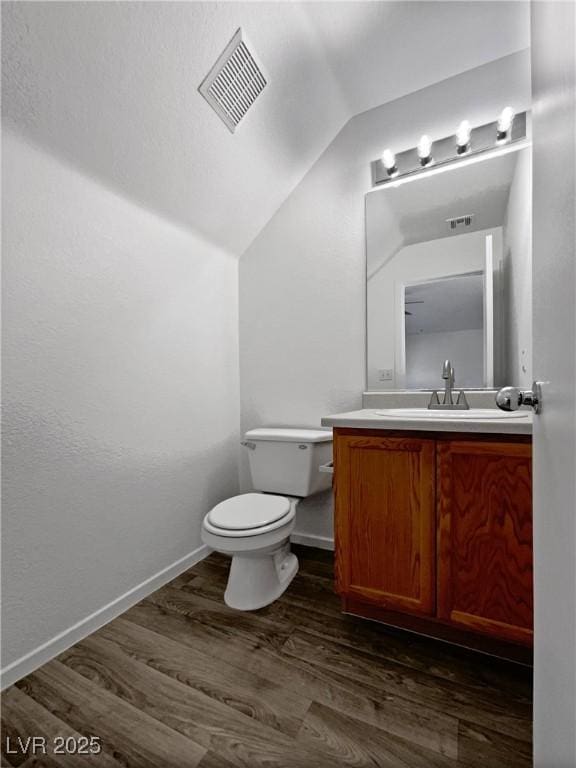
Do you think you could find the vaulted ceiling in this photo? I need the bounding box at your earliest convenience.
[2,1,530,256]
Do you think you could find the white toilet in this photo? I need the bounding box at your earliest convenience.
[201,427,333,610]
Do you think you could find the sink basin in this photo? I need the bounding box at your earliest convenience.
[374,408,529,420]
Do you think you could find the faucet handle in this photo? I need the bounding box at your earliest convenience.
[455,390,469,408]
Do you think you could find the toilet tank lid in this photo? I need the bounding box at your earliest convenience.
[245,427,333,443]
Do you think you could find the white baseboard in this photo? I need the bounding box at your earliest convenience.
[0,543,210,691]
[290,532,334,551]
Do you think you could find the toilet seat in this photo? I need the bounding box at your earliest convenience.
[208,493,290,530]
[204,493,295,538]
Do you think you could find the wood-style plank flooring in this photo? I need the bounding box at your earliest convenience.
[2,546,533,767]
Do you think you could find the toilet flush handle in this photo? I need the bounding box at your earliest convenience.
[240,441,256,450]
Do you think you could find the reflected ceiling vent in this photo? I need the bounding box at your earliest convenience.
[199,29,267,133]
[446,214,474,230]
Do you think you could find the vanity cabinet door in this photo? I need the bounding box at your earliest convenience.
[334,433,436,616]
[437,440,533,645]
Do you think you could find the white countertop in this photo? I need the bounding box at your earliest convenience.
[321,408,533,435]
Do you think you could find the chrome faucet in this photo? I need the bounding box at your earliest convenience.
[442,359,455,404]
[428,359,470,410]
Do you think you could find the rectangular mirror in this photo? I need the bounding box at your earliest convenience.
[366,146,531,391]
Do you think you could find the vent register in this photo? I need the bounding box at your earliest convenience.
[199,29,267,133]
[446,214,474,230]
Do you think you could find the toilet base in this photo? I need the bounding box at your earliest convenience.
[224,545,299,611]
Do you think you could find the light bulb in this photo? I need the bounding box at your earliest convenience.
[456,120,471,154]
[417,135,433,166]
[382,148,398,177]
[497,107,515,142]
[382,148,395,169]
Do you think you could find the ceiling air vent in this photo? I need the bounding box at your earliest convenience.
[199,29,267,133]
[446,214,475,230]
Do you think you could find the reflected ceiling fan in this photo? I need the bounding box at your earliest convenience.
[405,300,424,316]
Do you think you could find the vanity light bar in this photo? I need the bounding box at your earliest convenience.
[372,110,527,187]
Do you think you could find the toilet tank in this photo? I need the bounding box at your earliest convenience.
[243,427,333,497]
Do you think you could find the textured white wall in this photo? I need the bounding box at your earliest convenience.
[239,52,531,545]
[2,131,240,670]
[503,148,532,387]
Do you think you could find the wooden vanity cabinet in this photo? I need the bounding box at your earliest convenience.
[333,428,533,650]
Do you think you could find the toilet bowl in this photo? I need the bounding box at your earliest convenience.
[201,426,332,611]
[202,493,299,610]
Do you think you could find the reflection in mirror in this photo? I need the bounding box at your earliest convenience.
[405,272,485,389]
[366,146,531,391]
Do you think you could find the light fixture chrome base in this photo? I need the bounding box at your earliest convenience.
[371,111,527,187]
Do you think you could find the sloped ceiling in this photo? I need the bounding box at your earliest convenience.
[2,1,530,257]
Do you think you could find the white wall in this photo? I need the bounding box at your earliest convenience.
[239,51,531,546]
[406,330,484,390]
[367,228,499,389]
[503,148,532,387]
[1,131,240,674]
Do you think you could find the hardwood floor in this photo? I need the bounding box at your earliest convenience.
[1,546,533,767]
